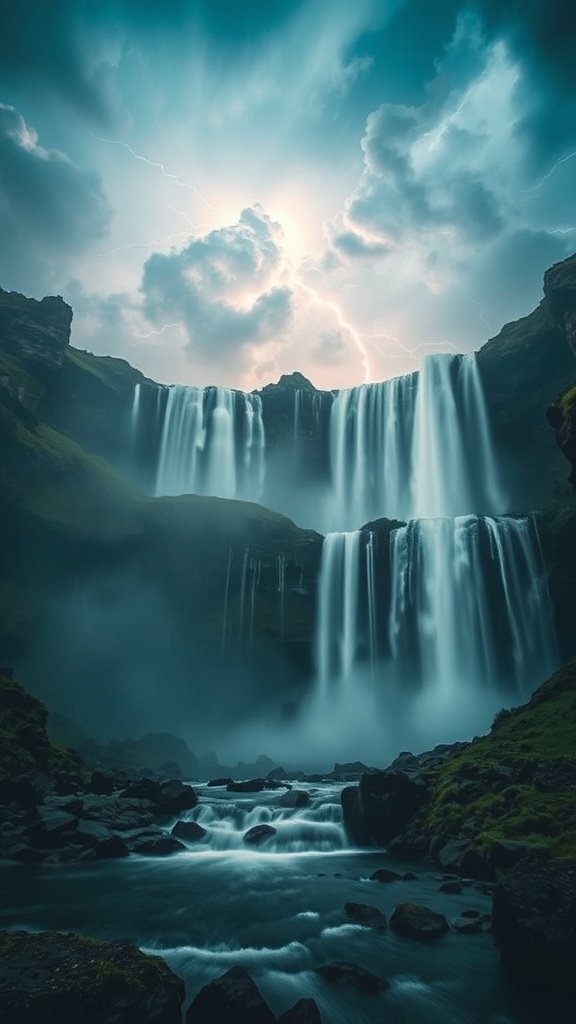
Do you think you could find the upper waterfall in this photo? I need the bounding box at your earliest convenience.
[326,352,504,531]
[131,383,266,502]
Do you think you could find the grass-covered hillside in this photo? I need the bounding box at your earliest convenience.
[420,662,576,860]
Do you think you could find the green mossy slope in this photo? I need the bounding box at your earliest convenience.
[420,662,576,859]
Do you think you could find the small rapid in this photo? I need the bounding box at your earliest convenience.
[175,784,347,855]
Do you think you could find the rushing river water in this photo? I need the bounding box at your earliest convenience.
[0,782,554,1024]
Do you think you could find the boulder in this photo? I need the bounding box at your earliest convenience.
[451,915,484,934]
[227,779,266,792]
[208,777,234,787]
[129,835,185,856]
[341,766,429,846]
[243,824,276,845]
[435,839,491,880]
[277,790,310,808]
[185,965,275,1024]
[390,902,449,941]
[439,881,462,894]
[369,867,402,883]
[492,855,576,1007]
[344,902,387,929]
[316,961,389,993]
[171,820,207,842]
[88,769,115,795]
[277,998,322,1023]
[0,929,185,1023]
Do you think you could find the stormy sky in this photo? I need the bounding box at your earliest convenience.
[1,0,575,390]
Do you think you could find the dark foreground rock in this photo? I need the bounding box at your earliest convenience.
[243,824,277,845]
[277,997,323,1023]
[171,820,207,842]
[186,965,275,1023]
[344,902,387,929]
[0,929,185,1024]
[317,961,389,993]
[390,902,449,941]
[492,855,576,1010]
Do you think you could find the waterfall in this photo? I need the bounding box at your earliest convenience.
[326,352,503,530]
[315,532,361,697]
[389,515,557,697]
[154,385,265,501]
[313,515,557,744]
[328,373,416,530]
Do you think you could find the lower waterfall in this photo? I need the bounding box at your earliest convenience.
[311,515,557,755]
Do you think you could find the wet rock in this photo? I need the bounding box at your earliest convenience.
[171,820,207,842]
[227,778,266,792]
[439,881,462,894]
[88,769,115,795]
[278,789,310,808]
[317,961,389,993]
[451,915,484,934]
[403,872,418,881]
[344,902,387,929]
[157,779,198,815]
[341,765,430,845]
[0,929,185,1023]
[369,867,402,883]
[94,834,130,859]
[461,908,481,918]
[26,808,78,848]
[492,854,576,1007]
[185,965,275,1024]
[243,824,277,845]
[277,997,323,1023]
[129,835,185,856]
[390,902,449,941]
[208,777,234,787]
[119,777,161,802]
[435,839,491,880]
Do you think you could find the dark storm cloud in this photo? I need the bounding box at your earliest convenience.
[0,0,115,124]
[118,0,305,43]
[0,103,110,290]
[141,206,293,363]
[345,99,503,250]
[332,231,389,260]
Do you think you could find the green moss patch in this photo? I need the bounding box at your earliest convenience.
[419,662,576,860]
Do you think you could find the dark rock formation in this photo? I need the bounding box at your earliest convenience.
[369,867,402,883]
[344,902,387,929]
[492,854,576,1010]
[228,778,266,793]
[277,789,309,808]
[316,961,389,993]
[243,824,277,845]
[185,965,275,1024]
[341,751,433,845]
[277,998,323,1023]
[390,902,449,941]
[171,820,207,842]
[0,929,185,1023]
[0,288,72,411]
[477,252,576,508]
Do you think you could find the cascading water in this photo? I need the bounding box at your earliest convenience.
[150,384,265,501]
[313,351,558,750]
[388,514,557,697]
[326,352,503,530]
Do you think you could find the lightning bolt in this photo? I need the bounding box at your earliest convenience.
[85,232,191,258]
[89,132,219,211]
[550,227,576,234]
[366,332,460,362]
[470,300,492,334]
[129,322,183,347]
[296,275,371,382]
[518,149,576,195]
